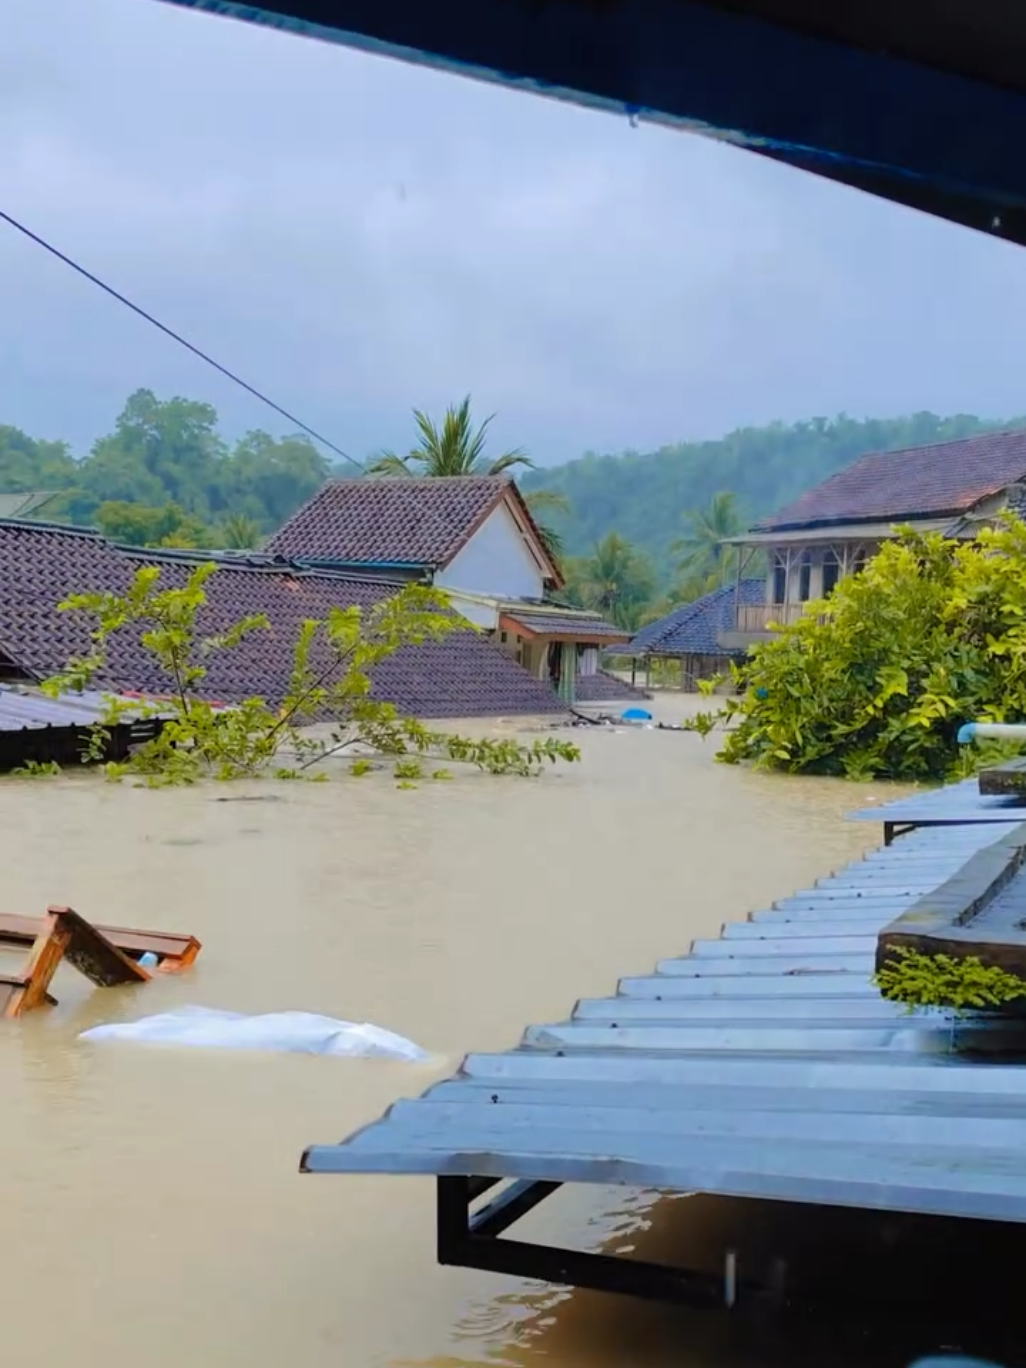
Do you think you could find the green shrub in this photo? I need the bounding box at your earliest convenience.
[875,947,1026,1014]
[686,515,1026,780]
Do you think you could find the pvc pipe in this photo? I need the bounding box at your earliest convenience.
[957,722,1026,744]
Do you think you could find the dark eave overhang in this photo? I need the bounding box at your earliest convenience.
[162,0,1026,247]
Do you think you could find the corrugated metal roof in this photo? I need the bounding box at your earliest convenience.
[848,778,1026,826]
[303,817,1026,1222]
[0,688,168,733]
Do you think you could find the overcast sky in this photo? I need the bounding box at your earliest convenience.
[3,0,1026,468]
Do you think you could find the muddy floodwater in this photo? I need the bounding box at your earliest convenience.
[0,697,1016,1367]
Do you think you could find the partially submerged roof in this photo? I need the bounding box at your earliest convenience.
[0,519,564,719]
[754,429,1026,533]
[265,475,562,586]
[626,580,764,658]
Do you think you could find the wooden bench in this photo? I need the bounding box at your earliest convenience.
[0,906,202,1019]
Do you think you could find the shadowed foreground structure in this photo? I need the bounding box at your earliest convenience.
[164,0,1026,247]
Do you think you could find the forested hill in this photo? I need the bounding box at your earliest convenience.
[521,412,1024,564]
[0,393,1021,566]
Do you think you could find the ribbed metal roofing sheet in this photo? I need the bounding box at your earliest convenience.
[0,688,119,732]
[849,778,1026,826]
[303,818,1026,1222]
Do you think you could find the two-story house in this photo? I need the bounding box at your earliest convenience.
[720,428,1026,649]
[265,475,636,704]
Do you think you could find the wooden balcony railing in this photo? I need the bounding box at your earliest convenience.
[735,602,812,634]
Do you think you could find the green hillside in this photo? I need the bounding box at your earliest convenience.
[522,412,1022,574]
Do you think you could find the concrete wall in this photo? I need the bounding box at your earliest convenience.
[436,502,545,600]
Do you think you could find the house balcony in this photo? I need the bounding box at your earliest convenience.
[717,601,815,651]
[737,602,810,633]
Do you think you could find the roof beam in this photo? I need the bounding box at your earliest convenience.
[163,0,1026,244]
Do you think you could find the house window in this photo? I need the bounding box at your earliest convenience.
[797,552,812,602]
[822,550,841,597]
[851,548,867,577]
[772,553,787,604]
[500,631,508,644]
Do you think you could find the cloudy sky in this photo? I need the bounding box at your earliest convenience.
[4,0,1026,468]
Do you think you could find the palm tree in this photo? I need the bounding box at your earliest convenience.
[220,513,262,550]
[671,490,743,587]
[572,532,655,631]
[523,487,570,566]
[366,397,534,478]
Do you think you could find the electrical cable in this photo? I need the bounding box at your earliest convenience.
[0,205,517,555]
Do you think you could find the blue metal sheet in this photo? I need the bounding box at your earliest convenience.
[302,808,1026,1223]
[849,781,1026,826]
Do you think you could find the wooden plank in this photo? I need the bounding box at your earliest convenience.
[979,757,1026,797]
[45,907,151,989]
[0,913,200,972]
[3,913,74,1017]
[876,825,1026,979]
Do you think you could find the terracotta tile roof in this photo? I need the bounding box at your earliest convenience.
[754,429,1026,531]
[265,475,512,565]
[0,520,564,719]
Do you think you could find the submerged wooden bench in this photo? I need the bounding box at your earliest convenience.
[0,906,201,1019]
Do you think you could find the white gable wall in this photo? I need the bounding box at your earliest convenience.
[435,501,546,600]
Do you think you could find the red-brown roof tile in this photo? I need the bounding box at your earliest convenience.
[265,475,561,585]
[266,476,499,564]
[755,428,1026,531]
[0,520,564,719]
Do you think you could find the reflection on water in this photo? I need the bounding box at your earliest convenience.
[2,696,995,1368]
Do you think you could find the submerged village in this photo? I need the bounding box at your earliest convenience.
[9,400,1026,1366]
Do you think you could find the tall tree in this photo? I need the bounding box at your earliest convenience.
[565,533,656,630]
[523,487,570,566]
[219,513,262,550]
[366,397,534,478]
[671,490,744,586]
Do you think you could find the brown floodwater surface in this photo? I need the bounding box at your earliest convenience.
[1,697,1000,1367]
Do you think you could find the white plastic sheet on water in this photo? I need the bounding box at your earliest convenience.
[79,1005,428,1061]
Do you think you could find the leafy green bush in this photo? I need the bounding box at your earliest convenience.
[687,516,1026,780]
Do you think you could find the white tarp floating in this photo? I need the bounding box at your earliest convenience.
[79,1006,428,1061]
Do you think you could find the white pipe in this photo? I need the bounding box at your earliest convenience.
[958,722,1026,744]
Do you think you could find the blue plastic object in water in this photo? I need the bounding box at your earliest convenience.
[621,708,652,721]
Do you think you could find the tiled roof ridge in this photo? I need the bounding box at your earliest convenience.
[753,426,1026,532]
[827,423,1026,466]
[0,515,106,540]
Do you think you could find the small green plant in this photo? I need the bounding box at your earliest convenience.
[874,946,1026,1014]
[10,758,62,778]
[393,757,424,782]
[38,564,581,787]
